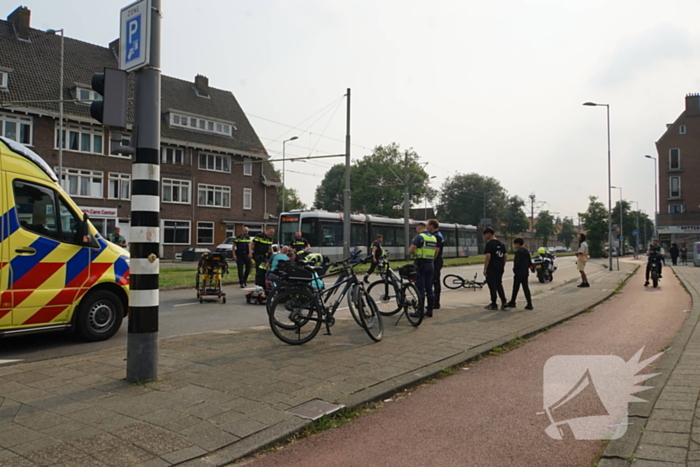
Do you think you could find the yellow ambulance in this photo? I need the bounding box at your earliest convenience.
[0,136,129,341]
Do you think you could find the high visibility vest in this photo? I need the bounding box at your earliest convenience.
[253,235,273,258]
[414,232,437,260]
[291,238,308,252]
[234,235,251,254]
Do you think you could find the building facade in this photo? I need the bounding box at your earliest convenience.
[0,6,280,258]
[655,93,700,250]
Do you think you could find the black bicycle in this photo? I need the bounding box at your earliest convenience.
[442,272,485,290]
[367,259,423,327]
[268,254,383,345]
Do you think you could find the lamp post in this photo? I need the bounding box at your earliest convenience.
[583,102,613,271]
[611,185,622,269]
[281,136,298,213]
[645,155,658,239]
[46,28,64,187]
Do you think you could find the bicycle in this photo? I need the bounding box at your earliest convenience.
[442,272,486,290]
[267,254,383,345]
[367,259,423,327]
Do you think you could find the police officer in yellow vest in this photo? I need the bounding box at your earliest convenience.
[408,222,437,318]
[290,230,310,254]
[249,226,275,288]
[234,227,252,288]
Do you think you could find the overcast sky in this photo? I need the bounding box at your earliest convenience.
[21,0,700,222]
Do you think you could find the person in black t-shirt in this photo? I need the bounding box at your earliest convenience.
[234,227,252,288]
[427,219,445,310]
[363,234,384,283]
[290,231,310,253]
[506,237,533,310]
[483,227,508,310]
[249,226,275,288]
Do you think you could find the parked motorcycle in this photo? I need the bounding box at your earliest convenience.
[531,248,557,283]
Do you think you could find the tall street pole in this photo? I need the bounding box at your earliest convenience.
[343,89,351,259]
[645,155,658,239]
[127,0,161,383]
[47,28,65,187]
[404,151,410,260]
[281,136,298,214]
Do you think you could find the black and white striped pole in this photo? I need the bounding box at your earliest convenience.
[126,0,161,383]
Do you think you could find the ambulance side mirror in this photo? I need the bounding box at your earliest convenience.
[80,213,99,248]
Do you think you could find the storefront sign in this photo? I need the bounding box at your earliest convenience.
[79,206,118,217]
[658,225,700,234]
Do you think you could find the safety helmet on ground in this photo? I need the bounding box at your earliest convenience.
[538,247,547,255]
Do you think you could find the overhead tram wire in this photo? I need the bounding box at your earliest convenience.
[265,95,346,147]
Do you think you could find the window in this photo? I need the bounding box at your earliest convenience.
[75,87,102,105]
[58,168,103,198]
[0,113,32,145]
[197,221,214,244]
[108,173,131,200]
[243,158,253,176]
[243,188,252,210]
[162,178,191,204]
[680,125,686,135]
[169,113,233,136]
[161,146,185,165]
[198,153,231,173]
[0,72,8,90]
[110,132,131,158]
[163,220,190,245]
[225,225,236,239]
[198,184,231,208]
[669,204,684,214]
[670,176,681,198]
[55,124,103,155]
[669,148,681,170]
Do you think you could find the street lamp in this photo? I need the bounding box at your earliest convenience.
[583,102,613,271]
[46,28,64,188]
[611,185,622,269]
[645,155,658,239]
[281,136,298,213]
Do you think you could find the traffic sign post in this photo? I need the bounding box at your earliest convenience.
[632,230,639,237]
[120,0,151,72]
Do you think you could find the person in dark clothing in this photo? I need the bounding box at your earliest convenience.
[250,226,275,288]
[234,227,252,288]
[681,243,688,265]
[483,227,508,310]
[408,223,437,317]
[290,231,310,253]
[363,234,385,284]
[427,219,444,310]
[644,239,664,286]
[506,237,533,310]
[669,243,680,266]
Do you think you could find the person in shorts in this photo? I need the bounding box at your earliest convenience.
[576,233,589,288]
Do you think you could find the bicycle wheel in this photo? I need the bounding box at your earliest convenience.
[269,287,322,345]
[401,282,423,327]
[266,284,282,315]
[367,279,402,316]
[346,283,365,328]
[443,274,465,290]
[357,287,383,342]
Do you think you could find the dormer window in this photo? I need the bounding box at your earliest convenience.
[169,112,233,137]
[0,71,8,90]
[75,87,102,105]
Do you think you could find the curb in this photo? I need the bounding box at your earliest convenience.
[181,264,636,466]
[598,266,700,466]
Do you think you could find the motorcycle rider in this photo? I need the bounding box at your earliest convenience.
[644,239,664,287]
[537,247,556,274]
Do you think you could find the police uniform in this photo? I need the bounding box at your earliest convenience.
[291,237,310,253]
[431,230,444,309]
[412,231,437,316]
[252,233,273,288]
[234,234,252,287]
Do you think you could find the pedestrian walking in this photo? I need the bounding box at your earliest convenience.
[576,233,589,287]
[482,227,507,310]
[250,226,275,288]
[108,227,127,248]
[670,243,680,266]
[363,234,385,284]
[680,243,688,265]
[427,219,445,310]
[234,227,252,288]
[506,237,533,310]
[408,222,437,317]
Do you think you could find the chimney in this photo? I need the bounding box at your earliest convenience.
[8,6,31,41]
[194,74,209,97]
[109,38,120,60]
[685,93,700,111]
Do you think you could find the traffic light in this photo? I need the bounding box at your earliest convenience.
[90,67,128,128]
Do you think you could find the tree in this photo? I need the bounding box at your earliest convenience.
[557,217,577,249]
[277,186,307,213]
[612,200,632,252]
[535,210,556,247]
[580,196,609,258]
[500,196,529,247]
[313,143,433,216]
[436,173,507,226]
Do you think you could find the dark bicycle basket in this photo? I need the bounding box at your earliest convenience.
[277,262,315,281]
[398,264,418,280]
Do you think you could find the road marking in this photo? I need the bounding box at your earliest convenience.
[173,302,200,307]
[0,359,22,366]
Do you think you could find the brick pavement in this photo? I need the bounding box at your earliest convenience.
[599,264,700,467]
[0,260,635,467]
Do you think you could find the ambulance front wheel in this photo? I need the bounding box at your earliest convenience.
[76,290,124,342]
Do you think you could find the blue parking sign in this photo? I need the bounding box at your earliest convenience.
[120,0,151,72]
[632,230,639,237]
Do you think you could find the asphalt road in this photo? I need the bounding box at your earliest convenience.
[240,260,690,467]
[0,256,585,364]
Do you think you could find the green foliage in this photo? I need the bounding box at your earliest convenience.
[314,164,345,211]
[535,210,556,247]
[580,196,609,258]
[558,217,577,249]
[500,195,530,245]
[277,186,307,213]
[436,173,507,226]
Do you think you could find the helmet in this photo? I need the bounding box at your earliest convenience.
[538,247,547,255]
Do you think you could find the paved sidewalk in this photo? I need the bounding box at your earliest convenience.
[599,264,700,467]
[0,260,633,467]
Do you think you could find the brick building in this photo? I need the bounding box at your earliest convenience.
[0,6,280,258]
[655,93,700,250]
